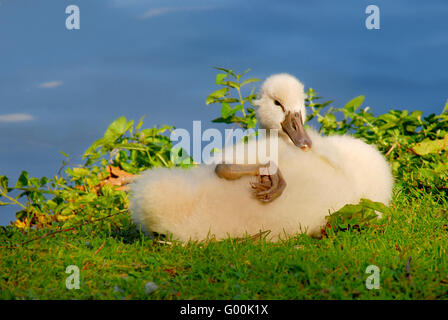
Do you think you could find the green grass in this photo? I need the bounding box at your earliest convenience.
[1,184,447,300]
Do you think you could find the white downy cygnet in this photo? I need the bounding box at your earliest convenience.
[130,74,393,241]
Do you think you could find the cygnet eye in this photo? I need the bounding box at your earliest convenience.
[274,100,285,112]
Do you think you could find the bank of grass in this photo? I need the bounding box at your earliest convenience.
[1,183,447,300]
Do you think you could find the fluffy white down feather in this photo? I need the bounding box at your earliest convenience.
[130,130,393,241]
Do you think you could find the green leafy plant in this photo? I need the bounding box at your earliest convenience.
[0,116,192,231]
[83,115,179,170]
[324,198,390,235]
[206,67,260,129]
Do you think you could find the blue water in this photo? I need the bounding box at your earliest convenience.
[1,0,447,225]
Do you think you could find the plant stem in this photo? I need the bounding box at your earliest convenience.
[236,85,246,118]
[0,188,26,209]
[156,153,170,167]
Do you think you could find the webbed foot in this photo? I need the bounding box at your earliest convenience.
[250,168,286,203]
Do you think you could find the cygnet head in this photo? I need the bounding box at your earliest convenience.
[254,73,312,151]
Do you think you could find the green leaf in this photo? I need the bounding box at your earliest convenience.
[410,110,423,119]
[212,117,235,124]
[359,198,390,215]
[104,116,128,141]
[62,221,74,229]
[15,210,27,220]
[206,88,228,105]
[113,143,149,152]
[84,118,132,159]
[82,137,108,158]
[39,177,48,187]
[221,98,240,104]
[221,102,232,118]
[442,100,448,114]
[136,115,146,130]
[156,125,174,134]
[223,81,240,89]
[230,104,243,115]
[405,125,417,133]
[213,67,236,78]
[0,175,9,191]
[220,103,243,118]
[216,73,227,85]
[29,177,40,188]
[334,203,363,217]
[16,171,29,188]
[59,151,69,158]
[323,113,337,124]
[67,167,91,179]
[411,135,448,156]
[125,120,134,135]
[140,128,157,137]
[238,68,251,79]
[246,116,257,129]
[170,147,193,167]
[344,96,365,113]
[120,161,138,173]
[241,78,261,87]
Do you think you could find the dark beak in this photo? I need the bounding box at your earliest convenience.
[281,111,312,151]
